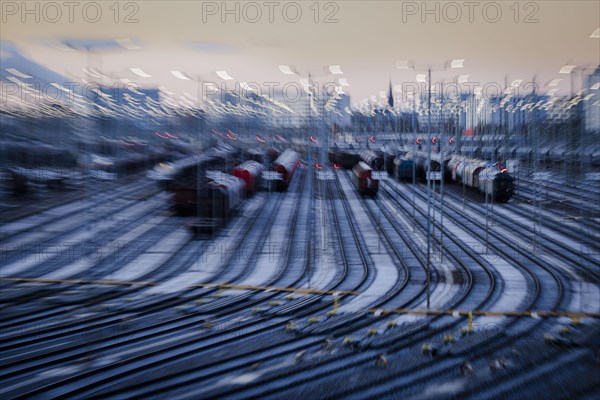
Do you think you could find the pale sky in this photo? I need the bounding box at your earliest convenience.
[2,1,599,103]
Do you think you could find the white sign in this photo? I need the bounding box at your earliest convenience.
[427,172,442,181]
[532,172,551,182]
[262,171,283,181]
[372,171,388,180]
[506,159,519,174]
[317,171,335,180]
[585,172,600,181]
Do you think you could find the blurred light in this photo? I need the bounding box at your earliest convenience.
[338,78,350,87]
[591,82,600,90]
[315,163,322,169]
[5,68,32,79]
[116,38,141,50]
[333,164,341,169]
[204,82,220,92]
[328,65,343,75]
[458,75,469,83]
[240,82,256,91]
[171,70,191,80]
[583,93,596,101]
[310,136,317,143]
[159,86,175,95]
[130,67,152,78]
[395,60,414,69]
[511,79,523,87]
[216,70,234,80]
[82,67,104,78]
[278,65,296,75]
[46,40,76,52]
[559,65,576,74]
[369,136,375,143]
[256,135,265,143]
[416,74,427,83]
[590,28,600,38]
[549,79,562,87]
[450,59,465,68]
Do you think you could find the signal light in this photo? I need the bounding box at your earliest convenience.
[369,136,375,143]
[431,137,437,145]
[449,137,454,145]
[416,138,421,145]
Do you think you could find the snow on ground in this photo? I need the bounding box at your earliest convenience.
[333,172,399,314]
[41,215,174,280]
[298,194,338,291]
[218,189,299,296]
[144,194,266,295]
[1,198,168,278]
[106,228,191,282]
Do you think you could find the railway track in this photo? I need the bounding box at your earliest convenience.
[0,165,598,399]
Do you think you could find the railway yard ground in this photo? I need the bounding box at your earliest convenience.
[1,164,599,399]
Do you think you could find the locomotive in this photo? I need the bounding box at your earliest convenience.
[352,161,379,196]
[272,149,300,191]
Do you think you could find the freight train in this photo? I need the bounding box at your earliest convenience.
[448,155,514,202]
[148,145,248,232]
[410,151,452,182]
[393,155,415,181]
[231,160,264,194]
[387,150,515,202]
[328,150,360,169]
[359,149,384,171]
